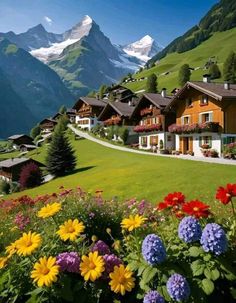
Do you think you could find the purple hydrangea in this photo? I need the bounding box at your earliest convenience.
[167,273,190,302]
[103,254,122,277]
[200,223,227,256]
[91,240,111,255]
[56,252,80,273]
[178,216,202,243]
[142,234,166,265]
[143,290,165,303]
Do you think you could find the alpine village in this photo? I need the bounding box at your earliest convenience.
[0,1,236,302]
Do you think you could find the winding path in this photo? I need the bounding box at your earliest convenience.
[68,125,236,166]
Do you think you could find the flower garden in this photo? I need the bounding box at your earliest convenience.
[0,184,236,302]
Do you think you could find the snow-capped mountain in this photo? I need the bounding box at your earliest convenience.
[123,35,163,62]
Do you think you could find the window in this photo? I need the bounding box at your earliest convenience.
[91,119,94,125]
[141,136,147,146]
[200,95,208,106]
[199,112,213,123]
[167,135,172,142]
[181,115,190,125]
[186,98,193,108]
[200,136,212,148]
[150,135,158,146]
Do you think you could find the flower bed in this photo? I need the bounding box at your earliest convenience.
[223,142,236,159]
[0,185,236,302]
[168,122,220,134]
[134,124,162,133]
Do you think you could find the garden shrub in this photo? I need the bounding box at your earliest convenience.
[19,162,43,189]
[0,184,236,302]
[0,179,10,194]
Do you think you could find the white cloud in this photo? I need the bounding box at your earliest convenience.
[44,16,53,26]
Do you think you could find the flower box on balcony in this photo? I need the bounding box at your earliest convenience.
[140,108,153,116]
[104,117,122,126]
[134,124,162,133]
[168,122,220,134]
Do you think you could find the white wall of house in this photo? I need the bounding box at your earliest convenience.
[75,116,100,131]
[138,132,175,150]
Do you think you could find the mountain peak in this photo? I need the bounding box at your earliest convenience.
[140,35,154,44]
[27,23,46,33]
[81,15,94,26]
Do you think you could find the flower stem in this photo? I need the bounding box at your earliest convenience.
[230,198,235,217]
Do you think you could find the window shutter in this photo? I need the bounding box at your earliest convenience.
[199,114,202,123]
[199,136,202,147]
[209,112,213,122]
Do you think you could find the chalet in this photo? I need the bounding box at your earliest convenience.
[167,78,236,157]
[39,118,57,134]
[52,112,62,120]
[107,85,135,103]
[0,158,44,182]
[19,144,37,152]
[73,97,106,130]
[130,90,175,150]
[98,101,135,127]
[66,109,76,123]
[8,134,33,150]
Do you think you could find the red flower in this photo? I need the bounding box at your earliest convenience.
[182,200,210,218]
[157,202,168,211]
[164,192,185,207]
[216,184,236,205]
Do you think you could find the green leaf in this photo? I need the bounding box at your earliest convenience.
[191,260,205,276]
[204,268,212,280]
[202,278,214,295]
[137,264,147,276]
[142,266,158,284]
[211,268,220,281]
[189,246,202,257]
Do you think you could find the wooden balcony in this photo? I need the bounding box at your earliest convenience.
[134,123,162,133]
[104,116,122,126]
[168,122,220,134]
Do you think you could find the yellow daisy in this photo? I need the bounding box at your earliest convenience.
[6,241,17,257]
[37,202,61,218]
[0,256,8,269]
[15,231,42,256]
[57,219,85,241]
[121,214,147,231]
[109,264,135,295]
[80,251,105,282]
[31,256,59,287]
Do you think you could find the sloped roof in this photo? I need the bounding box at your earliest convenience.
[142,93,173,107]
[168,81,236,108]
[8,134,31,140]
[98,101,135,120]
[0,157,44,168]
[73,97,106,109]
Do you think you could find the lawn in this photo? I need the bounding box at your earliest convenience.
[5,137,236,217]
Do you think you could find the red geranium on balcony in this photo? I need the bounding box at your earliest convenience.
[134,123,162,133]
[168,122,220,134]
[104,116,122,126]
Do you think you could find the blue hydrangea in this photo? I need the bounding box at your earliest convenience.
[167,273,190,302]
[200,223,227,256]
[178,216,202,243]
[142,234,166,265]
[143,290,165,303]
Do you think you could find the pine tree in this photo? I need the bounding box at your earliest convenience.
[99,84,107,99]
[45,120,76,177]
[223,51,236,83]
[209,63,221,80]
[30,124,41,139]
[59,105,67,114]
[178,64,191,86]
[146,74,158,93]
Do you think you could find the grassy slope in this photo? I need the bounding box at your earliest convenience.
[125,28,236,93]
[5,138,236,217]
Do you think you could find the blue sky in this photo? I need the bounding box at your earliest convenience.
[0,0,218,46]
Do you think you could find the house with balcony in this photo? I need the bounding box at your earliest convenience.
[98,101,135,127]
[130,91,176,150]
[167,78,236,157]
[73,97,106,131]
[106,85,134,103]
[39,118,57,134]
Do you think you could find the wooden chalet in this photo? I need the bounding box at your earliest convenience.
[107,85,135,103]
[73,97,106,130]
[39,118,57,133]
[8,134,33,149]
[0,158,44,182]
[19,144,37,152]
[130,90,175,150]
[167,78,236,156]
[98,101,135,126]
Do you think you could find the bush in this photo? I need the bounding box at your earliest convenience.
[0,185,236,302]
[0,179,10,194]
[119,127,129,144]
[19,162,43,190]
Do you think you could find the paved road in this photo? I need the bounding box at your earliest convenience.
[69,125,236,166]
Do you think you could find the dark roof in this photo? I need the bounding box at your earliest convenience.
[73,97,106,109]
[168,81,236,108]
[0,157,45,168]
[99,101,135,120]
[8,134,32,140]
[52,112,62,119]
[142,93,173,108]
[66,108,76,114]
[20,144,37,149]
[39,118,57,125]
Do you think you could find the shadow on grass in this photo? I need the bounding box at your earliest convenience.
[67,165,96,175]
